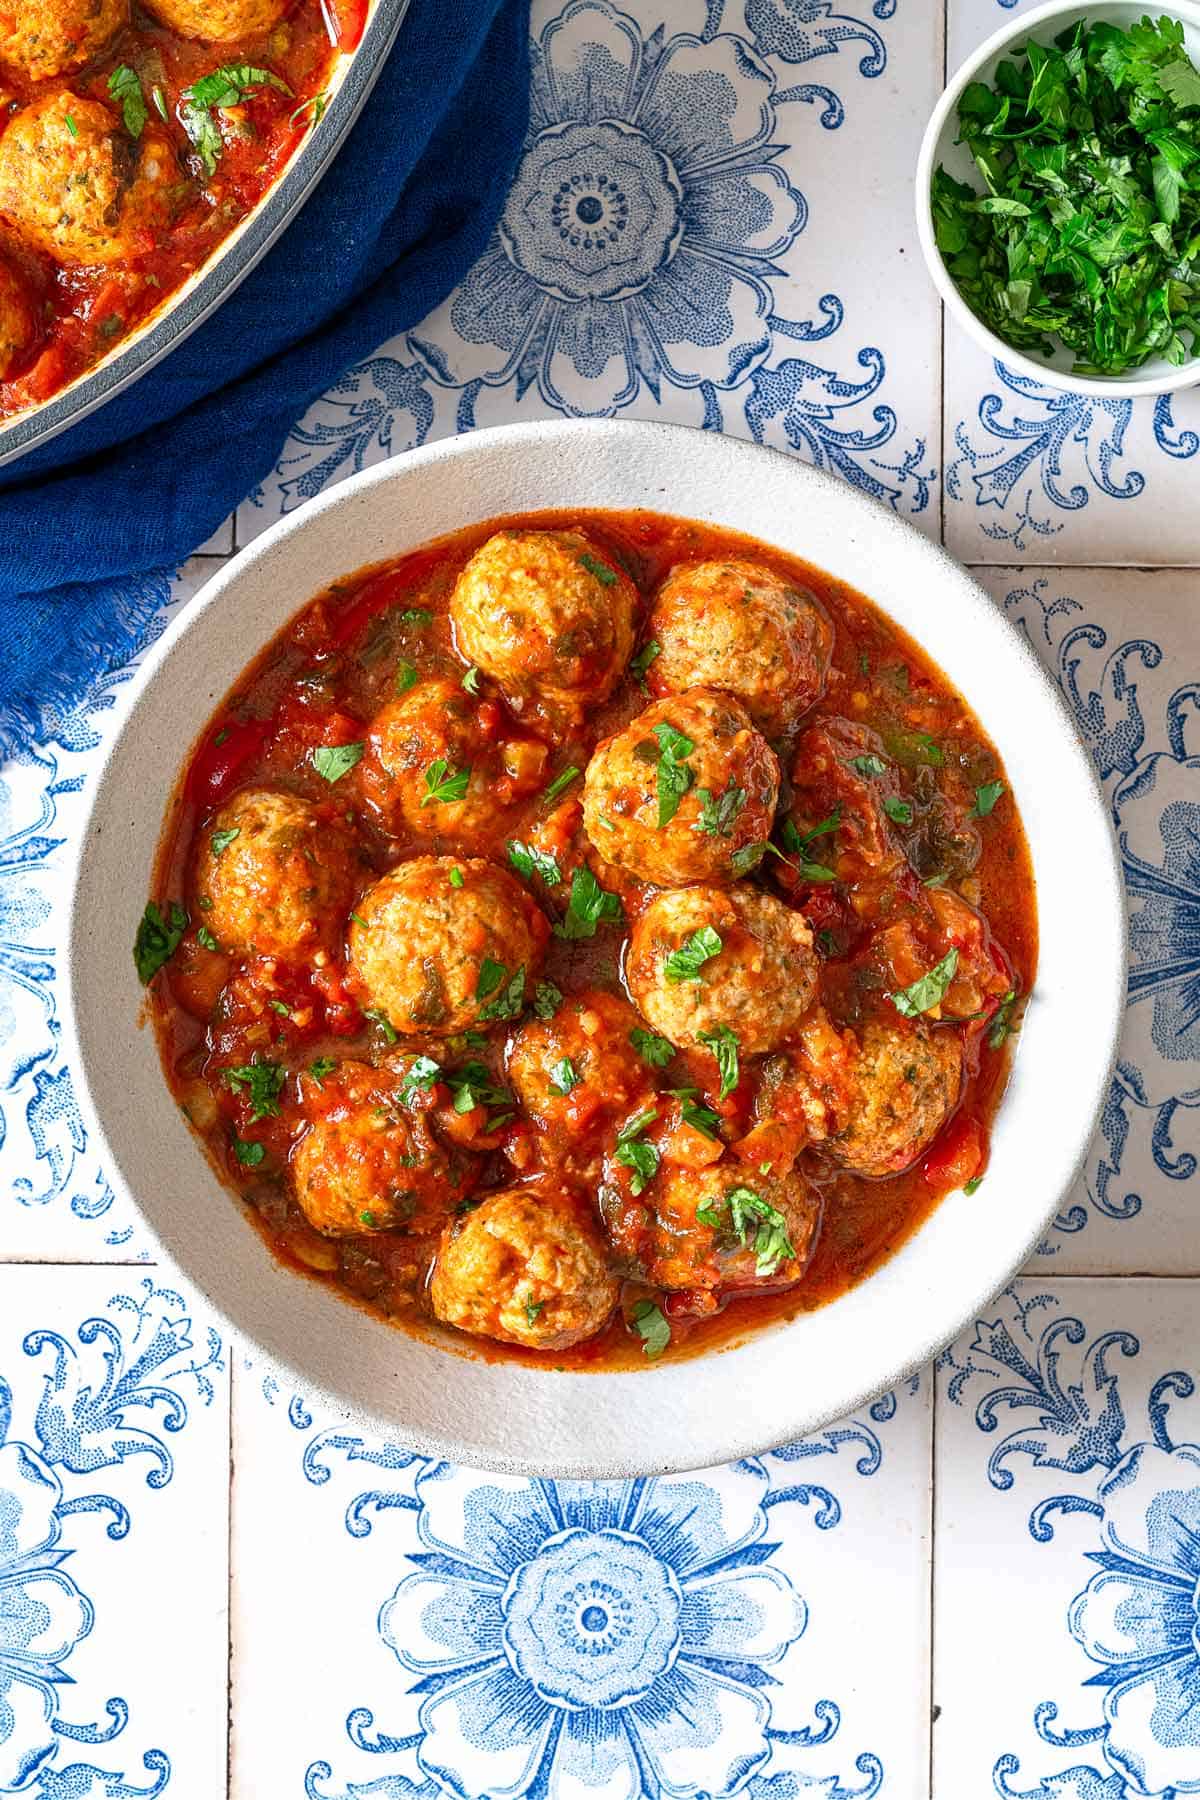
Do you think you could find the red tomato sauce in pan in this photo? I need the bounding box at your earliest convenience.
[0,0,358,417]
[142,509,1037,1371]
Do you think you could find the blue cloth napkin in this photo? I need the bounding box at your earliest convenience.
[0,0,530,756]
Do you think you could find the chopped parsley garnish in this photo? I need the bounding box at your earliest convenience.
[890,949,960,1018]
[777,813,838,881]
[524,1298,545,1327]
[181,101,223,176]
[312,741,364,783]
[630,640,661,689]
[964,1176,984,1196]
[308,1057,337,1087]
[579,552,618,586]
[543,765,581,805]
[349,911,368,928]
[188,62,292,109]
[151,83,168,121]
[231,1134,264,1167]
[421,759,470,807]
[108,65,147,138]
[461,665,482,695]
[290,90,329,131]
[548,1057,581,1096]
[533,981,564,1020]
[664,925,722,983]
[555,866,623,940]
[395,660,419,694]
[210,827,240,858]
[507,840,562,886]
[364,1007,399,1043]
[731,843,765,875]
[134,901,188,984]
[399,607,433,628]
[728,1186,796,1276]
[695,781,746,838]
[64,111,78,136]
[630,1027,675,1069]
[269,999,291,1017]
[973,780,1006,818]
[849,753,889,778]
[445,1062,511,1120]
[476,961,526,1022]
[615,1108,660,1195]
[988,989,1018,1050]
[883,795,914,825]
[698,1024,740,1099]
[449,868,464,889]
[223,1060,285,1121]
[197,924,220,952]
[931,17,1200,377]
[630,1298,671,1359]
[400,1055,441,1101]
[360,1210,377,1228]
[675,1091,721,1139]
[653,721,695,826]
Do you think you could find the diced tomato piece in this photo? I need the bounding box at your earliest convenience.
[20,343,66,403]
[922,1112,984,1192]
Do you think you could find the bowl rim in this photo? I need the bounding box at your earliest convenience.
[60,417,1128,1475]
[915,0,1200,399]
[0,0,412,470]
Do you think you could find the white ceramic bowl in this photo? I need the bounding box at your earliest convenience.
[916,0,1200,398]
[64,419,1126,1477]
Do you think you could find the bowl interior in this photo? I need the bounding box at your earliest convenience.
[65,420,1126,1476]
[921,0,1200,394]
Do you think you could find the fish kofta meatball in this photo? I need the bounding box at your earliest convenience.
[0,253,35,380]
[627,884,818,1054]
[292,1061,471,1238]
[143,0,286,39]
[507,988,654,1168]
[779,717,907,896]
[348,855,547,1038]
[449,529,636,722]
[0,0,126,81]
[195,788,357,962]
[430,1181,619,1350]
[827,1017,963,1178]
[646,559,832,738]
[359,677,547,847]
[583,690,780,887]
[0,93,175,267]
[641,1163,820,1295]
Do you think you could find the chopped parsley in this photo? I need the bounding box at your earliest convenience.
[675,1091,721,1139]
[151,83,168,121]
[421,759,470,807]
[777,814,837,881]
[731,843,766,875]
[64,111,78,136]
[349,910,368,928]
[395,660,419,694]
[849,753,889,778]
[507,840,562,886]
[579,552,618,586]
[664,925,722,983]
[312,741,364,783]
[231,1134,264,1167]
[445,1062,512,1123]
[630,1027,675,1069]
[308,1057,337,1087]
[964,1176,984,1196]
[973,780,1006,818]
[449,868,464,889]
[364,1007,399,1043]
[399,607,433,628]
[988,989,1019,1050]
[400,1055,441,1101]
[543,765,581,805]
[695,781,746,838]
[630,1299,671,1359]
[134,901,188,984]
[698,1024,740,1099]
[290,90,329,131]
[653,721,695,826]
[890,949,960,1018]
[524,1298,545,1327]
[196,924,220,953]
[476,960,526,1022]
[181,101,222,175]
[223,1060,285,1121]
[728,1185,796,1276]
[615,1107,660,1195]
[548,1057,581,1097]
[883,795,914,825]
[533,981,564,1020]
[269,999,290,1017]
[630,640,661,689]
[210,827,240,858]
[108,65,147,138]
[360,1210,377,1228]
[461,665,482,695]
[555,866,623,940]
[188,62,292,108]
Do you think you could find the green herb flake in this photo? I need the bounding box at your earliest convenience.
[964,1175,984,1195]
[533,981,564,1020]
[543,765,581,805]
[548,1057,581,1097]
[349,911,368,929]
[395,660,419,694]
[399,608,433,628]
[524,1298,545,1327]
[698,1023,740,1099]
[448,868,464,890]
[446,1062,511,1116]
[630,640,662,689]
[477,962,526,1023]
[400,1055,441,1101]
[652,720,695,827]
[108,65,147,138]
[360,1210,377,1228]
[308,1057,337,1087]
[289,90,328,131]
[507,840,562,886]
[988,988,1019,1050]
[312,741,364,783]
[151,83,168,121]
[677,1093,722,1140]
[555,866,623,941]
[615,1110,660,1194]
[231,1134,264,1167]
[849,753,889,778]
[187,62,292,110]
[223,1060,286,1121]
[269,998,291,1016]
[727,1185,796,1276]
[421,759,471,808]
[731,843,766,876]
[364,1007,399,1044]
[134,901,188,984]
[882,795,914,825]
[664,925,722,983]
[973,780,1006,818]
[210,827,240,858]
[197,924,220,953]
[461,665,482,695]
[630,1298,671,1358]
[630,1027,675,1068]
[890,948,960,1018]
[695,781,746,839]
[579,552,618,587]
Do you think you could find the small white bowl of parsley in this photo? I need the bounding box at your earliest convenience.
[917,1,1200,394]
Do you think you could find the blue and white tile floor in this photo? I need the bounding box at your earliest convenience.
[3,0,1199,1792]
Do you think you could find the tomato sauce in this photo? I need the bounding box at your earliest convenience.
[0,0,356,418]
[144,509,1038,1371]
